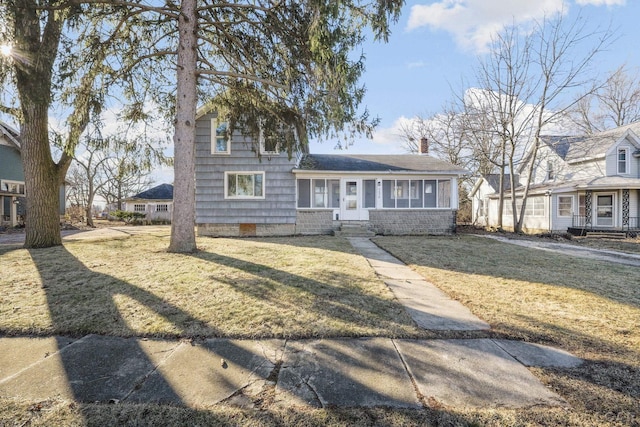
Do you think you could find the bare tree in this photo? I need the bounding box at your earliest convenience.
[570,64,640,134]
[471,13,612,232]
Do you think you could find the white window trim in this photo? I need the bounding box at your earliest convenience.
[1,179,25,195]
[557,195,573,218]
[224,171,266,200]
[133,204,146,213]
[617,147,629,174]
[211,118,231,155]
[259,126,280,155]
[156,204,169,212]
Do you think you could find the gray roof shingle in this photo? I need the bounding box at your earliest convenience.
[297,154,467,174]
[131,183,173,200]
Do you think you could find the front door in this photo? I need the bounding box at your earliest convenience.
[341,179,361,220]
[596,194,614,227]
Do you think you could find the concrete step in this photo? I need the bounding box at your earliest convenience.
[585,231,626,239]
[334,223,375,237]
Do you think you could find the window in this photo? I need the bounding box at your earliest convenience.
[363,180,376,208]
[297,179,339,208]
[504,197,544,217]
[618,148,628,174]
[547,161,555,180]
[557,196,573,217]
[134,204,146,213]
[211,118,230,154]
[1,180,25,195]
[578,194,586,216]
[226,172,264,198]
[382,179,451,209]
[156,204,168,212]
[259,120,297,155]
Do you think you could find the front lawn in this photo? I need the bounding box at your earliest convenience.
[0,235,419,339]
[1,233,638,426]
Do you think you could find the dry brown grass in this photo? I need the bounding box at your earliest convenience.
[0,235,419,339]
[373,234,640,427]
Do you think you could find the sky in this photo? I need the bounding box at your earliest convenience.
[309,0,639,155]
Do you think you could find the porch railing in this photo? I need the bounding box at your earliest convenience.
[572,215,640,231]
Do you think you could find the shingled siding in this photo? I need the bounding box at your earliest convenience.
[195,113,298,237]
[368,210,456,235]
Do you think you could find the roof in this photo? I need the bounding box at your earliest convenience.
[0,121,20,149]
[129,183,174,200]
[565,121,640,163]
[295,154,468,175]
[539,135,580,160]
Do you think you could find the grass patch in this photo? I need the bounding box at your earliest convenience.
[0,235,419,339]
[373,234,640,427]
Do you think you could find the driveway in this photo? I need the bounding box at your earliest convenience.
[0,225,171,246]
[478,234,640,267]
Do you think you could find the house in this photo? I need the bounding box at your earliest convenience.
[470,121,640,235]
[1,121,66,227]
[122,183,174,223]
[0,121,25,227]
[195,109,467,237]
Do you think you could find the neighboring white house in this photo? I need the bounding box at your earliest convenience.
[123,183,173,223]
[470,122,640,235]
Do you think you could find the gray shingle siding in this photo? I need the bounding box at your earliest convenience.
[195,113,297,226]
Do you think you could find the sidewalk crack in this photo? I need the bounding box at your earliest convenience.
[391,339,427,408]
[121,340,183,402]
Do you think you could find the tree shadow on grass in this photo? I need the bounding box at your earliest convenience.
[19,245,282,420]
[187,247,423,339]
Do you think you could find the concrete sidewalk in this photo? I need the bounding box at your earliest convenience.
[0,235,583,410]
[0,335,580,409]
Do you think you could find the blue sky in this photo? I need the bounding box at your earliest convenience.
[310,0,638,155]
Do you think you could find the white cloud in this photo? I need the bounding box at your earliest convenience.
[406,60,426,69]
[370,116,413,149]
[406,0,568,52]
[576,0,624,5]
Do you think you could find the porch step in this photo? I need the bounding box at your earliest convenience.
[334,223,375,237]
[585,232,627,239]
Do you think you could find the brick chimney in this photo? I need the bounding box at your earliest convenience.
[419,137,429,155]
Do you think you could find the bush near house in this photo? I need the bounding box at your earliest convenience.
[110,210,146,224]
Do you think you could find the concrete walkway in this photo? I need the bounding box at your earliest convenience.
[479,234,640,267]
[0,234,583,410]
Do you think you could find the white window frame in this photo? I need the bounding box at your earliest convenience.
[504,197,545,217]
[156,204,168,212]
[382,179,451,209]
[225,171,266,199]
[133,204,146,213]
[1,180,25,195]
[211,118,231,155]
[557,195,573,218]
[617,148,629,174]
[259,126,280,155]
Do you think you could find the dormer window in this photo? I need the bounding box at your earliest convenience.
[547,161,555,180]
[259,120,297,156]
[618,148,628,174]
[211,118,230,155]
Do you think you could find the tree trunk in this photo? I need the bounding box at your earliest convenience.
[21,104,63,248]
[168,0,198,253]
[13,0,64,248]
